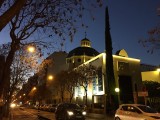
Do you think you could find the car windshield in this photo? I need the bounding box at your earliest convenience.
[138,105,158,113]
[65,104,81,109]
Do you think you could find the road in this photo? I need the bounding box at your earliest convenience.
[10,107,113,120]
[11,107,38,120]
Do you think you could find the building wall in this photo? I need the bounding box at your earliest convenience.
[47,51,68,75]
[73,51,142,112]
[37,51,68,104]
[113,55,142,104]
[142,71,160,83]
[113,55,142,93]
[66,55,95,70]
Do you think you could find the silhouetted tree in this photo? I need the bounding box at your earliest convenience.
[76,64,97,106]
[105,7,117,113]
[66,70,80,103]
[143,81,160,97]
[139,26,160,54]
[0,0,103,117]
[139,7,160,54]
[54,71,68,102]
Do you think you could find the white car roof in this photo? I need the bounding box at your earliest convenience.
[119,104,146,107]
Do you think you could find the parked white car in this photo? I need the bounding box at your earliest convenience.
[115,104,160,120]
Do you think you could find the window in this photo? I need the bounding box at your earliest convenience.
[122,105,142,113]
[118,61,129,71]
[121,106,128,111]
[77,58,81,62]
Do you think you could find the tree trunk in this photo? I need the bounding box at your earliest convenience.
[3,93,11,117]
[85,89,87,106]
[0,42,17,95]
[69,93,74,103]
[0,41,19,117]
[61,91,64,102]
[0,0,27,31]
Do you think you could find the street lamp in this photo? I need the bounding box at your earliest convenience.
[157,68,160,82]
[157,68,160,72]
[33,87,37,91]
[27,46,35,53]
[115,88,120,93]
[48,75,53,81]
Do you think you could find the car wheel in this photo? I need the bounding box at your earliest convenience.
[115,117,120,120]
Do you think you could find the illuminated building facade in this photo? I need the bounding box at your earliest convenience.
[67,39,143,113]
[141,64,160,83]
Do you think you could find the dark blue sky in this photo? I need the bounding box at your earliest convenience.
[66,0,160,66]
[0,0,160,66]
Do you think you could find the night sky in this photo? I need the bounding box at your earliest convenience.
[66,0,160,66]
[0,0,160,66]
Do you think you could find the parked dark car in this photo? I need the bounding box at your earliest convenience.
[48,104,57,112]
[55,103,86,120]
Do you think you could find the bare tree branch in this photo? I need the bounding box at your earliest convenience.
[0,0,27,31]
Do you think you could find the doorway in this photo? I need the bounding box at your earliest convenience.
[118,75,134,103]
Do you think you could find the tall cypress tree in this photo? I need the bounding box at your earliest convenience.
[105,7,118,114]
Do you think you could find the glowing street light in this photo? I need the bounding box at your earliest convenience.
[27,46,35,53]
[33,87,37,90]
[48,75,54,80]
[115,88,120,93]
[157,68,160,72]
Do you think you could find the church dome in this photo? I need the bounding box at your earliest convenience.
[67,38,99,58]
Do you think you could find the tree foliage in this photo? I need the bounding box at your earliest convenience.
[0,43,42,95]
[54,70,68,102]
[54,70,80,103]
[0,0,103,116]
[32,84,52,103]
[139,26,160,54]
[0,0,103,95]
[143,80,160,97]
[66,70,80,103]
[76,64,97,105]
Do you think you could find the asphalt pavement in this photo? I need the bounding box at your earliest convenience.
[8,107,115,120]
[37,111,114,120]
